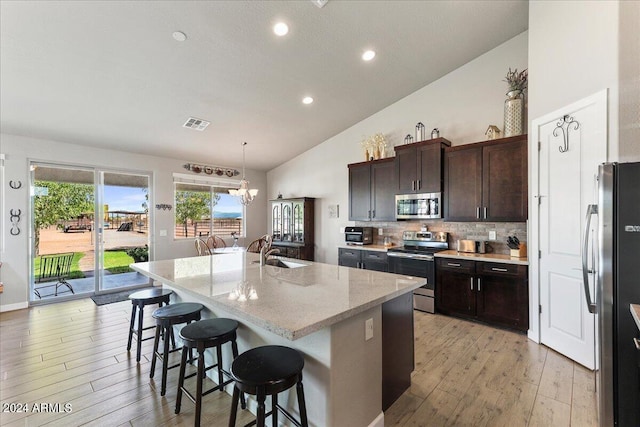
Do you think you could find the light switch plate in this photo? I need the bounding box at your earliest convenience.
[159,229,167,237]
[378,228,383,236]
[489,230,497,241]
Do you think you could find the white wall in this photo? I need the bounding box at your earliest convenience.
[267,32,529,264]
[0,134,267,310]
[528,0,619,161]
[619,1,640,162]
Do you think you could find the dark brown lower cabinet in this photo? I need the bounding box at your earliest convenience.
[271,242,313,261]
[382,292,414,411]
[338,248,388,272]
[436,258,528,331]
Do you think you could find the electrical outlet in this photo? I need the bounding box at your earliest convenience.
[159,229,167,237]
[339,226,345,233]
[378,228,383,236]
[489,230,497,241]
[365,318,373,341]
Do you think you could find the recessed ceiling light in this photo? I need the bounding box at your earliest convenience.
[302,97,314,105]
[172,31,187,42]
[362,50,376,61]
[273,22,289,36]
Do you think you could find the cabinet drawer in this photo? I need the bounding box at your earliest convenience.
[339,248,360,260]
[437,258,475,274]
[477,262,526,277]
[363,251,388,262]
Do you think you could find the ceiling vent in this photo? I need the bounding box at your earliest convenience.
[183,117,210,131]
[311,0,328,8]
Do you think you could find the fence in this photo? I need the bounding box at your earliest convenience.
[175,218,243,238]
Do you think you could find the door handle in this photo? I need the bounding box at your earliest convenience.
[476,207,480,219]
[417,179,421,190]
[491,267,508,272]
[477,278,481,292]
[372,210,375,218]
[634,338,640,351]
[582,204,598,314]
[447,262,461,267]
[470,277,474,291]
[412,181,416,191]
[483,207,488,219]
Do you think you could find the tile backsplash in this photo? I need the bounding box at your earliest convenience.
[356,220,527,255]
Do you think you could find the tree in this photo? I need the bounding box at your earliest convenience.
[175,190,220,237]
[34,181,94,255]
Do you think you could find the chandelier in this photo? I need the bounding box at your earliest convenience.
[228,142,258,205]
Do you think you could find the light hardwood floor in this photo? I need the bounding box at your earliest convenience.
[0,298,597,426]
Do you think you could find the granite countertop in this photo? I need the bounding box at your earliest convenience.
[338,244,393,252]
[631,304,640,332]
[435,250,529,265]
[131,252,424,341]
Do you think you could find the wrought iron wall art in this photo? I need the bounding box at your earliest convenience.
[9,180,22,189]
[183,163,239,177]
[155,204,172,211]
[10,209,21,235]
[415,122,425,142]
[554,114,580,153]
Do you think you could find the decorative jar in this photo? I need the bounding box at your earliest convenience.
[503,90,524,137]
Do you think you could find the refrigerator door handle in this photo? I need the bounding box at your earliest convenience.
[582,204,598,314]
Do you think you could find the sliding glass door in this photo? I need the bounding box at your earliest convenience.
[97,171,150,293]
[30,163,152,302]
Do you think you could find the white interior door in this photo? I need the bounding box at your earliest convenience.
[533,90,607,369]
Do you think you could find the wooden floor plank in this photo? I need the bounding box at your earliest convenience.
[1,299,596,427]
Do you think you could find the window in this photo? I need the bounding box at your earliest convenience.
[174,181,244,239]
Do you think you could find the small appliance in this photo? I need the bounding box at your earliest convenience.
[344,226,373,245]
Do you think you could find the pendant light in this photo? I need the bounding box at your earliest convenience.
[228,142,258,205]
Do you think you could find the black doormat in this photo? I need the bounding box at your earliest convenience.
[91,287,152,306]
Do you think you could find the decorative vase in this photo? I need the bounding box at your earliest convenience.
[374,147,381,160]
[364,148,369,161]
[503,90,524,137]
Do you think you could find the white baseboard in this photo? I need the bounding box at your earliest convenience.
[368,412,384,427]
[0,301,29,312]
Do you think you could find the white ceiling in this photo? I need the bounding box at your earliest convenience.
[0,1,528,172]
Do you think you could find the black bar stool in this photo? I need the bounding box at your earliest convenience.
[127,288,173,362]
[175,318,246,427]
[150,302,204,396]
[229,345,309,427]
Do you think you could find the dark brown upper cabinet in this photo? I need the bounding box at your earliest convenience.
[394,138,451,194]
[348,158,395,221]
[444,134,528,222]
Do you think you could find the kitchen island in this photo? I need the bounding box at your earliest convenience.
[131,251,423,427]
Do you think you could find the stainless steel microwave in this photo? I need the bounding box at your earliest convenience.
[395,192,442,220]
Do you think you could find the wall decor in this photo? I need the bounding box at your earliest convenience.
[183,163,239,177]
[431,128,440,139]
[328,204,339,219]
[371,133,387,159]
[404,134,414,145]
[155,204,172,211]
[360,137,372,161]
[9,180,22,189]
[554,114,580,153]
[10,209,21,235]
[415,122,425,142]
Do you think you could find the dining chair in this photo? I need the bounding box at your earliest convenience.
[206,235,226,250]
[195,238,212,256]
[246,235,272,253]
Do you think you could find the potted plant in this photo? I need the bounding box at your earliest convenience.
[126,245,149,263]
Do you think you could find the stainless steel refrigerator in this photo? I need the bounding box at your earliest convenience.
[583,162,640,426]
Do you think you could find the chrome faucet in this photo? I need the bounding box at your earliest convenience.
[259,247,280,266]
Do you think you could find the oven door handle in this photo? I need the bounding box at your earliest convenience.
[387,252,434,261]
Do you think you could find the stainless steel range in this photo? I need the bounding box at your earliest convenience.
[387,231,449,313]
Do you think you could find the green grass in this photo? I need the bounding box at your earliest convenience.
[34,252,85,280]
[34,250,135,279]
[104,250,135,274]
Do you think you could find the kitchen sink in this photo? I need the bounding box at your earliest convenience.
[254,259,308,269]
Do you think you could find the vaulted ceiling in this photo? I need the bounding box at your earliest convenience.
[0,1,528,171]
